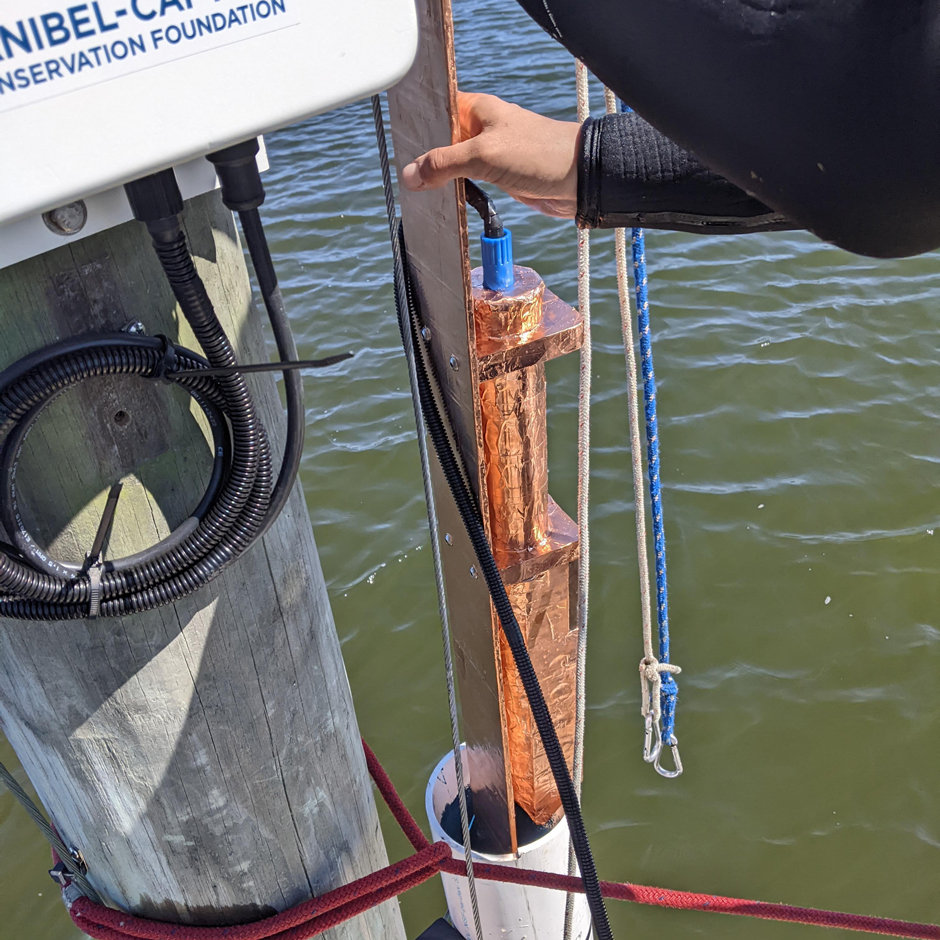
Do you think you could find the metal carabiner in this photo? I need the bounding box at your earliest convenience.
[653,734,683,778]
[643,710,662,764]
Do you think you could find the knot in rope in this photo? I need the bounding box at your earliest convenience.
[639,656,683,777]
[638,657,681,719]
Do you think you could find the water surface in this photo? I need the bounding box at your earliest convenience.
[3,1,939,936]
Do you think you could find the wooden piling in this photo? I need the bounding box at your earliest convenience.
[0,190,406,939]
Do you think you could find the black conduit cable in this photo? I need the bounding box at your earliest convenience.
[207,140,306,538]
[0,333,251,618]
[371,96,613,940]
[0,161,312,619]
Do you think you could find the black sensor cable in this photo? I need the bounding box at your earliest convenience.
[391,223,614,940]
[207,139,305,536]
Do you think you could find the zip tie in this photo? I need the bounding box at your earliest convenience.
[152,335,178,381]
[86,565,102,619]
[169,352,353,378]
[83,482,123,619]
[84,483,123,570]
[61,882,84,911]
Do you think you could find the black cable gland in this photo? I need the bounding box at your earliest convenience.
[125,169,184,226]
[207,139,265,211]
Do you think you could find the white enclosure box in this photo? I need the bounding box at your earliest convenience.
[0,0,418,226]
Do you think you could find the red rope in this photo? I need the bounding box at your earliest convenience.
[57,740,940,940]
[362,738,429,852]
[437,859,940,940]
[69,845,449,940]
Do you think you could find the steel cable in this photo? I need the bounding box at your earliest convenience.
[370,94,483,940]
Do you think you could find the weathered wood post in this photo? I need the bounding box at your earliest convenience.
[0,189,406,939]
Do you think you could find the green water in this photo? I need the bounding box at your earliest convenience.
[3,2,940,937]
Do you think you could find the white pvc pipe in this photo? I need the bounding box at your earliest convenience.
[426,748,592,940]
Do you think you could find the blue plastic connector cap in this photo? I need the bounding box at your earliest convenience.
[481,229,514,291]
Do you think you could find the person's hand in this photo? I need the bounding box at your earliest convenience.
[400,92,581,219]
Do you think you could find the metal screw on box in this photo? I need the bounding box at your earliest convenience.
[42,201,87,236]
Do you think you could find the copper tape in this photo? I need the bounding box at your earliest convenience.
[472,266,545,344]
[474,265,580,827]
[499,566,576,824]
[480,365,549,564]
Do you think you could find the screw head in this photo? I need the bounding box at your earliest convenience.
[421,326,431,342]
[469,566,478,579]
[444,533,453,545]
[42,201,88,236]
[122,320,146,335]
[449,356,459,371]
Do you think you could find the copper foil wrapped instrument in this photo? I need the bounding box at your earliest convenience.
[472,264,582,826]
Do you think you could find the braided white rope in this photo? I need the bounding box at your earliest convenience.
[602,87,682,768]
[563,58,593,940]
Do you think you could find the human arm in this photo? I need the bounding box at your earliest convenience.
[578,111,793,234]
[515,0,940,258]
[401,92,794,235]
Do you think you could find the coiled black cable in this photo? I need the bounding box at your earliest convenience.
[0,331,265,619]
[0,158,304,620]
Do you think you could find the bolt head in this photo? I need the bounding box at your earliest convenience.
[42,201,88,236]
[444,533,453,545]
[449,356,459,371]
[421,326,431,341]
[469,565,478,578]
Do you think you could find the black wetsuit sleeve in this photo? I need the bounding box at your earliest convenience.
[577,112,795,235]
[515,0,940,259]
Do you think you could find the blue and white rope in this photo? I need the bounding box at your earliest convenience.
[631,230,679,746]
[616,95,682,777]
